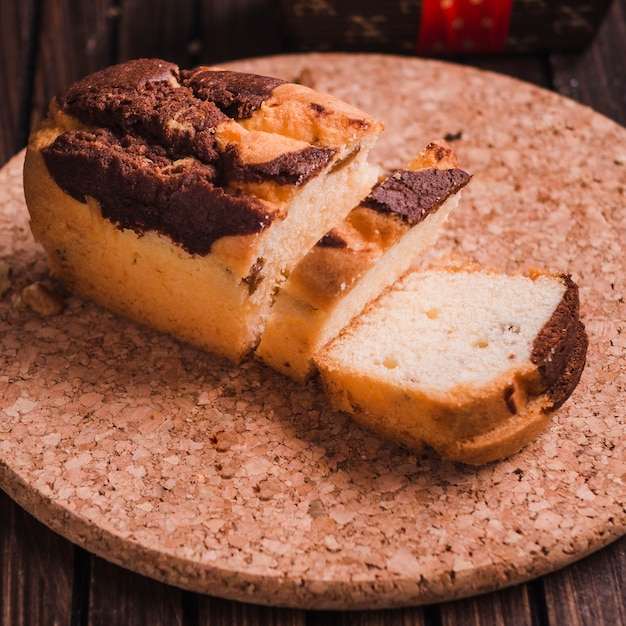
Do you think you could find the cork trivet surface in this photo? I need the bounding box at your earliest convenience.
[0,54,624,610]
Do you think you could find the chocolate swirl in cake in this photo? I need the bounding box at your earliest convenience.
[181,68,286,120]
[531,275,588,409]
[361,168,471,226]
[222,143,337,186]
[317,167,472,250]
[42,129,277,256]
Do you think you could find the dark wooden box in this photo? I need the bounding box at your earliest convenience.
[277,0,613,56]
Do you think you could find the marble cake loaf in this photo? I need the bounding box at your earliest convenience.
[256,140,471,382]
[24,58,383,361]
[23,58,588,465]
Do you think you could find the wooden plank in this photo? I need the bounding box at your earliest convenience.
[87,554,185,625]
[0,489,74,626]
[550,0,626,127]
[116,0,198,68]
[29,0,114,135]
[197,595,306,626]
[542,536,626,626]
[437,584,536,626]
[304,607,429,625]
[198,0,285,64]
[0,0,37,165]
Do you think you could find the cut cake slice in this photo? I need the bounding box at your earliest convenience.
[255,141,471,381]
[314,265,588,465]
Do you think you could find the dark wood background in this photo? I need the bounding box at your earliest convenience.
[1,0,625,624]
[1,0,626,168]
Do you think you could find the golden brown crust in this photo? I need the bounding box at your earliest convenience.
[241,81,384,147]
[24,145,265,361]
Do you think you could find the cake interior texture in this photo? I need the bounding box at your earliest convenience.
[343,270,566,391]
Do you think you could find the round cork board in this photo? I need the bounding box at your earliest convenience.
[1,54,625,610]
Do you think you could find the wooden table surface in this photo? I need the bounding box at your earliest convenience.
[1,0,625,624]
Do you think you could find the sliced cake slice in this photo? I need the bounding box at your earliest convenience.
[314,265,588,465]
[255,141,471,381]
[24,59,383,362]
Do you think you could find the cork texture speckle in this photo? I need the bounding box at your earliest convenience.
[0,54,624,609]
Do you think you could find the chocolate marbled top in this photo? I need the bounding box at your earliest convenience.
[181,68,286,120]
[362,168,471,225]
[41,59,338,254]
[318,167,471,249]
